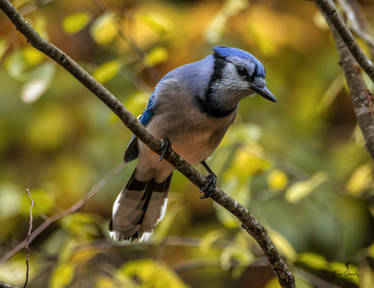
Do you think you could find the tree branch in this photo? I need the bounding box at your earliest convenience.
[0,1,295,286]
[314,0,374,159]
[313,0,374,83]
[0,163,125,264]
[23,188,34,288]
[337,0,374,59]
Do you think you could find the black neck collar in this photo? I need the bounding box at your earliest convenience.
[195,53,237,118]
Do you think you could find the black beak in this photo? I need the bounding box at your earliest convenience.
[250,84,277,102]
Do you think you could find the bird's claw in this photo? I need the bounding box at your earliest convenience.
[159,138,171,161]
[200,173,217,199]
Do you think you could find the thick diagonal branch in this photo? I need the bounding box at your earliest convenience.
[314,0,374,159]
[0,1,295,287]
[313,0,374,83]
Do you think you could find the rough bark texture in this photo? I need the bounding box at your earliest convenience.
[314,0,374,160]
[313,0,374,83]
[0,0,295,287]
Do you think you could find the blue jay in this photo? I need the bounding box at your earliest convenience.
[110,46,276,241]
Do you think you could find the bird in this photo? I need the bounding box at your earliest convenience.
[109,46,276,241]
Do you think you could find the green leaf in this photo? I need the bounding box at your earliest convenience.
[285,172,327,203]
[21,62,55,103]
[117,259,188,288]
[93,59,123,83]
[5,50,28,81]
[144,47,168,67]
[62,12,91,34]
[90,12,119,45]
[0,183,22,220]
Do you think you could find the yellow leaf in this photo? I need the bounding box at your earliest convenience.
[268,169,288,191]
[62,12,91,34]
[93,59,123,83]
[22,47,44,67]
[220,245,253,271]
[118,260,187,288]
[61,213,100,238]
[124,91,150,116]
[313,11,328,30]
[138,12,171,34]
[96,276,123,288]
[285,172,327,203]
[329,262,359,285]
[90,12,118,45]
[269,229,297,261]
[0,37,9,60]
[200,230,225,253]
[144,47,168,67]
[297,253,328,270]
[20,189,55,216]
[346,163,373,196]
[265,277,281,288]
[49,264,74,288]
[361,265,374,288]
[70,246,102,265]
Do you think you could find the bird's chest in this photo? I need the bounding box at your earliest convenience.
[169,113,234,164]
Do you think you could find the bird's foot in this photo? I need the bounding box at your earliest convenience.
[159,138,171,161]
[200,173,217,199]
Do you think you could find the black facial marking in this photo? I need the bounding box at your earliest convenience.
[195,53,237,118]
[236,64,255,82]
[236,65,247,78]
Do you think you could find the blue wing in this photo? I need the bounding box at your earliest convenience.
[138,92,155,127]
[124,93,156,162]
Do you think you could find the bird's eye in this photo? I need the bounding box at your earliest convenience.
[236,66,247,77]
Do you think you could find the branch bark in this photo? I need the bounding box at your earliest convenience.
[313,0,374,83]
[313,0,374,159]
[338,0,374,58]
[0,1,295,287]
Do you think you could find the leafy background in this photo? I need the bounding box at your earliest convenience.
[0,0,373,287]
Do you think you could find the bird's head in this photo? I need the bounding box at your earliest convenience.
[211,46,277,103]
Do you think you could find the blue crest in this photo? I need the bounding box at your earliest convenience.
[213,46,265,77]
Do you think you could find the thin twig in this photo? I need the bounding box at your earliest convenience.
[314,0,374,159]
[0,1,295,286]
[23,188,34,288]
[313,0,374,83]
[337,0,374,57]
[0,163,125,264]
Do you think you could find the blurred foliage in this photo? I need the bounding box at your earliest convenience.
[0,0,374,287]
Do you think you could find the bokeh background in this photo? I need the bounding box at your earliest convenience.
[0,0,374,287]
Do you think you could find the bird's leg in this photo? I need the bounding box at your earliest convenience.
[159,137,171,161]
[200,160,217,199]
